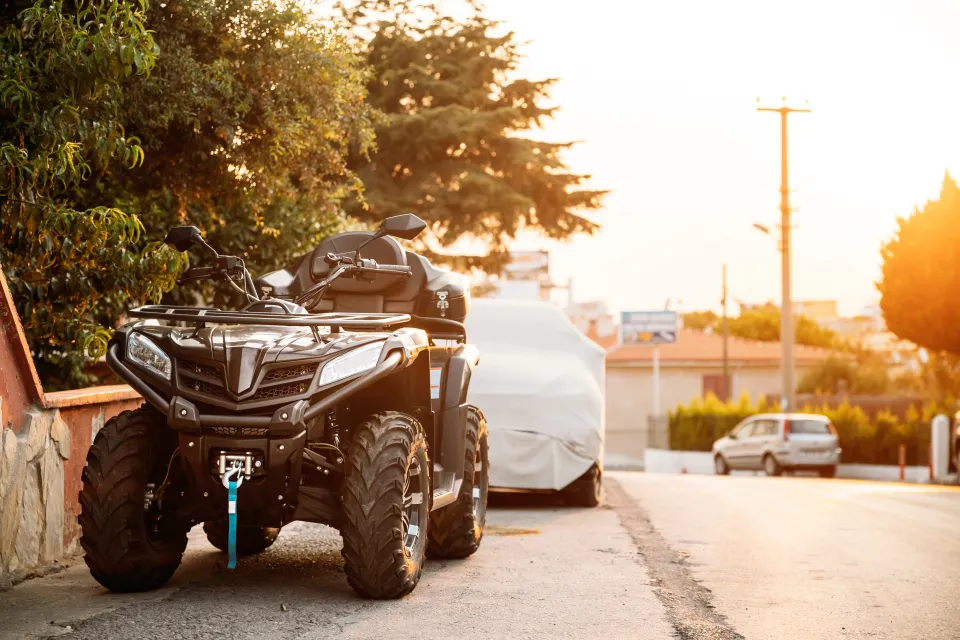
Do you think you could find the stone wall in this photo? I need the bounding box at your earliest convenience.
[0,389,141,587]
[1,265,142,586]
[1,408,71,577]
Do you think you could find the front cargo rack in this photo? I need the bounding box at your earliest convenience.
[129,305,411,332]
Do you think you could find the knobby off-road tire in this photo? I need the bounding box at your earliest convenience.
[79,406,188,592]
[562,464,603,508]
[341,412,430,599]
[203,520,280,557]
[427,407,489,559]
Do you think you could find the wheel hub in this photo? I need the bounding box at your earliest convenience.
[401,458,424,557]
[472,449,486,520]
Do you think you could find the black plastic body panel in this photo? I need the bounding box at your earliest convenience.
[432,344,479,479]
[177,430,306,528]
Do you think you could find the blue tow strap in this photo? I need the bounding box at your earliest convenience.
[227,478,238,569]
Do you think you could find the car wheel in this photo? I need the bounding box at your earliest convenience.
[819,466,837,479]
[763,454,782,477]
[561,465,602,508]
[714,454,730,475]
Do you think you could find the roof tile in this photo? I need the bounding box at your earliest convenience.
[590,329,833,364]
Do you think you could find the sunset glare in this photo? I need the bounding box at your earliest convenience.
[482,0,960,316]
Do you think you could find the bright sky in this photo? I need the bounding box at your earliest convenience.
[478,0,960,318]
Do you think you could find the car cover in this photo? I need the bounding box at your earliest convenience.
[465,299,605,491]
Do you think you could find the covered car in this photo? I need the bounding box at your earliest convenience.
[465,299,605,505]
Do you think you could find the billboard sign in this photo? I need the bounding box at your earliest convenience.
[620,310,678,345]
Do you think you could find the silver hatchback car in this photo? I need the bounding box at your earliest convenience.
[712,413,841,478]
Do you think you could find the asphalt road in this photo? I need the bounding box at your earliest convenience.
[0,490,673,640]
[2,473,959,639]
[615,472,960,640]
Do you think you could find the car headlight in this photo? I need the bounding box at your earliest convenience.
[319,341,384,386]
[126,332,172,380]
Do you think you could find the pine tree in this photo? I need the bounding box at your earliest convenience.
[339,0,607,269]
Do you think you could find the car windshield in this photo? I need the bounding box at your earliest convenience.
[788,419,831,434]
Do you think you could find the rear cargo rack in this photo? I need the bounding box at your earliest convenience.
[129,305,411,332]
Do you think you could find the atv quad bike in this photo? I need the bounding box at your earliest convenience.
[79,214,489,599]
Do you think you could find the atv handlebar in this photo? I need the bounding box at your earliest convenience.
[177,266,219,284]
[293,262,411,309]
[371,264,413,275]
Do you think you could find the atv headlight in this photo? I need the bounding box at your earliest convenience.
[319,341,384,386]
[126,332,172,380]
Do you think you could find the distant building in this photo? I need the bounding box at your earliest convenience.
[486,250,569,302]
[791,299,838,323]
[590,329,834,465]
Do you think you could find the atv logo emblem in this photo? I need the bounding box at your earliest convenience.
[436,291,449,317]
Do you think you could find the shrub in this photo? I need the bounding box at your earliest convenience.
[669,395,936,466]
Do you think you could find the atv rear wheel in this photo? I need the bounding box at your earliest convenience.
[79,406,188,592]
[427,407,489,559]
[341,412,430,599]
[562,464,602,508]
[204,520,280,557]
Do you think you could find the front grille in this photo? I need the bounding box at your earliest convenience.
[264,363,318,382]
[183,378,225,398]
[177,359,310,404]
[252,381,308,401]
[179,362,222,379]
[211,426,269,437]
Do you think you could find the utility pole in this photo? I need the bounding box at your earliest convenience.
[757,98,809,411]
[722,264,730,401]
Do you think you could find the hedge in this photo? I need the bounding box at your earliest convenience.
[668,393,946,466]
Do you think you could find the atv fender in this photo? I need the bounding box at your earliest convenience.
[437,344,479,489]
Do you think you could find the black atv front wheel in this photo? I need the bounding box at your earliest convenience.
[561,464,602,508]
[427,406,489,559]
[341,412,430,599]
[79,406,188,592]
[203,520,280,557]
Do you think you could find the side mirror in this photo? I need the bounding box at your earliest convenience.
[164,226,204,252]
[379,213,426,240]
[728,432,738,440]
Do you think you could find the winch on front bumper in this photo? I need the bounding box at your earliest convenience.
[177,430,307,528]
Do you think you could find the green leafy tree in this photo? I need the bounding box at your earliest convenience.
[338,0,607,269]
[680,304,838,349]
[879,173,960,355]
[730,304,837,348]
[0,1,185,389]
[87,0,376,287]
[797,354,890,395]
[681,310,718,331]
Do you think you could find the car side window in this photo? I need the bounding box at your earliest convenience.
[733,420,755,438]
[753,420,776,437]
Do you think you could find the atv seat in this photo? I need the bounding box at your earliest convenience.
[307,232,427,315]
[255,231,470,322]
